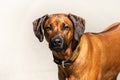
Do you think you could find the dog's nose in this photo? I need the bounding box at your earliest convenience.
[49,35,66,52]
[53,38,62,46]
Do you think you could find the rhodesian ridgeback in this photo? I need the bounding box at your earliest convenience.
[33,13,120,80]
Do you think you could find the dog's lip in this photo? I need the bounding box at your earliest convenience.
[53,46,62,48]
[52,47,63,52]
[49,42,64,52]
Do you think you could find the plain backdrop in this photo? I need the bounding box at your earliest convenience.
[0,0,120,80]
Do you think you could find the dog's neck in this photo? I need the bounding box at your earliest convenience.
[52,39,80,67]
[57,36,92,79]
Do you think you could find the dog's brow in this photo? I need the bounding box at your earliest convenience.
[45,23,52,27]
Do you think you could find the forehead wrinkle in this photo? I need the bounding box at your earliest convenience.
[48,17,60,25]
[44,15,72,27]
[64,18,73,27]
[55,16,73,27]
[51,16,64,26]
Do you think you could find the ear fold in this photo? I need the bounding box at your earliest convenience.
[33,14,48,42]
[68,14,85,41]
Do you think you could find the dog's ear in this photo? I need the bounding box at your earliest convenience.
[68,14,85,41]
[33,14,48,42]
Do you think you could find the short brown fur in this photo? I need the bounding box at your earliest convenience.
[33,14,120,80]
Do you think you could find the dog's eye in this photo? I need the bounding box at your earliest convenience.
[63,25,70,31]
[45,26,52,31]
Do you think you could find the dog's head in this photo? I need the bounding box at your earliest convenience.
[33,14,85,53]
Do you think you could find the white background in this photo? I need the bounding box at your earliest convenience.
[0,0,120,80]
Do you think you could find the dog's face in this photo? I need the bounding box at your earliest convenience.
[44,14,74,52]
[33,14,85,53]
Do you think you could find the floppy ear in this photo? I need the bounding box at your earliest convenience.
[68,14,85,41]
[33,14,48,42]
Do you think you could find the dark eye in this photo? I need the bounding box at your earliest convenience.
[45,25,52,31]
[63,24,70,30]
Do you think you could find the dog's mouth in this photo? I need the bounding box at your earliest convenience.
[49,42,67,52]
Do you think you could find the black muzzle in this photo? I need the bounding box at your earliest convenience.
[49,35,67,52]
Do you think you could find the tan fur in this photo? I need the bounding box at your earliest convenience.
[44,15,120,80]
[44,14,74,60]
[58,22,120,80]
[33,14,120,80]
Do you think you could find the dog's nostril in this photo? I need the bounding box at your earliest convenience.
[54,38,62,45]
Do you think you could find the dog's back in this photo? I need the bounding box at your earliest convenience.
[81,22,120,79]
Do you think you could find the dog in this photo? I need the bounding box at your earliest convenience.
[33,13,120,80]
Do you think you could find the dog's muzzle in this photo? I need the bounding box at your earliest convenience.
[49,35,67,52]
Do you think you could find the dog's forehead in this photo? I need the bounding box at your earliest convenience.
[44,14,73,27]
